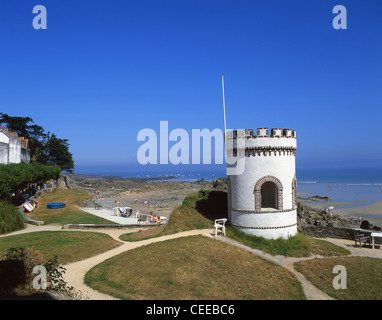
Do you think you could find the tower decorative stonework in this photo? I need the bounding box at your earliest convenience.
[225,127,297,239]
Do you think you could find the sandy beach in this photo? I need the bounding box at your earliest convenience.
[334,200,382,226]
[99,188,194,219]
[65,174,225,220]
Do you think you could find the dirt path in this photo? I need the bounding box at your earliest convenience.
[63,229,340,301]
[62,229,215,300]
[2,224,382,300]
[0,224,63,238]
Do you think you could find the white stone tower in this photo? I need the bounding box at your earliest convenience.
[225,127,297,239]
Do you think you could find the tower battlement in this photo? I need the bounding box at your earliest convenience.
[225,128,297,151]
[225,128,296,140]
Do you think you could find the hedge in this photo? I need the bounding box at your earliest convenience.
[0,163,61,199]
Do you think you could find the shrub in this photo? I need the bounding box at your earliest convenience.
[0,163,61,199]
[0,201,25,234]
[0,247,46,290]
[0,247,81,298]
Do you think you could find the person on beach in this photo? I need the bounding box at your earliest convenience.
[149,211,158,223]
[33,196,40,208]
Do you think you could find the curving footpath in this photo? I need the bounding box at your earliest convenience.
[61,228,338,300]
[62,229,215,300]
[2,225,382,300]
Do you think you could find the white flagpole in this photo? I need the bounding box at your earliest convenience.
[222,75,227,136]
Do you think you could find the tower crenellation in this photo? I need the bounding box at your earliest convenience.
[225,128,296,140]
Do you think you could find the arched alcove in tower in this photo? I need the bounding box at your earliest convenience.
[261,181,278,209]
[254,175,283,212]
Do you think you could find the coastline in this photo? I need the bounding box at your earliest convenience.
[66,173,382,226]
[301,200,382,226]
[334,200,382,226]
[297,181,382,226]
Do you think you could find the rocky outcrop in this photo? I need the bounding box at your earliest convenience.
[297,202,382,242]
[212,178,228,191]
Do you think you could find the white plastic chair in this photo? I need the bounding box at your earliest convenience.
[214,218,227,236]
[112,207,120,216]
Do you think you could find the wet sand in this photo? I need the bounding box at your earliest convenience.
[334,200,382,226]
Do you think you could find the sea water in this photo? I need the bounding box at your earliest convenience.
[296,167,382,209]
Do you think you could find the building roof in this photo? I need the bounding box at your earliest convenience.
[0,127,29,148]
[18,137,29,149]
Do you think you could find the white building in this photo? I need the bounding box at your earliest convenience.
[226,127,297,239]
[0,127,31,164]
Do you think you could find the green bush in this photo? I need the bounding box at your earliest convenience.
[0,247,79,297]
[0,163,61,199]
[0,201,25,234]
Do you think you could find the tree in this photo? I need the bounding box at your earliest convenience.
[0,113,46,160]
[44,134,74,173]
[0,113,74,172]
[0,163,61,200]
[0,113,33,137]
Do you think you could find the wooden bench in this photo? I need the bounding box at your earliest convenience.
[354,232,371,247]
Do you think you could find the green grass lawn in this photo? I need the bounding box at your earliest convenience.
[0,231,122,264]
[226,227,351,257]
[27,189,116,225]
[85,235,305,300]
[295,256,382,300]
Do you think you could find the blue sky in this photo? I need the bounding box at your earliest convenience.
[1,0,381,176]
